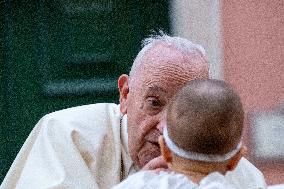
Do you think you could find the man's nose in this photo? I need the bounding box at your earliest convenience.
[156,119,166,134]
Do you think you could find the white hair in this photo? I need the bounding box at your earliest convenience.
[129,32,207,80]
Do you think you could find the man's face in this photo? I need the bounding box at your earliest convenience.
[121,44,208,168]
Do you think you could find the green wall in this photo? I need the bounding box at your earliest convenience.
[0,0,170,182]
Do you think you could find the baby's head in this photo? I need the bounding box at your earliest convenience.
[159,79,246,175]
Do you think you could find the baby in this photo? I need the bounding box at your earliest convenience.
[113,79,248,189]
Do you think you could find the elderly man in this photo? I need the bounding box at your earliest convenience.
[1,34,266,189]
[112,79,264,189]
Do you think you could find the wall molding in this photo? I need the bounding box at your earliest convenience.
[43,78,118,97]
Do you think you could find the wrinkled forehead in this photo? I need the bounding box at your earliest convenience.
[132,44,208,93]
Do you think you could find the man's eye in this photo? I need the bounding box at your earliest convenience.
[146,97,161,108]
[144,97,164,115]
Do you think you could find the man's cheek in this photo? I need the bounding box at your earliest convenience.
[137,142,160,167]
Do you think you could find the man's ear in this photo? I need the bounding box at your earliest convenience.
[158,136,173,163]
[118,74,129,114]
[227,145,247,171]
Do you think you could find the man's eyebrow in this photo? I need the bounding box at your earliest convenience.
[145,86,167,95]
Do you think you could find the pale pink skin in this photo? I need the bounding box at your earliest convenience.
[118,43,208,170]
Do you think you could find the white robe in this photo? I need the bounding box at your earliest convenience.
[111,171,238,189]
[0,103,267,189]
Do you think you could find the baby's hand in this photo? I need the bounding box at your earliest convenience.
[142,156,168,171]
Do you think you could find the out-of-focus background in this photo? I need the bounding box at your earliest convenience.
[173,0,284,185]
[1,0,283,185]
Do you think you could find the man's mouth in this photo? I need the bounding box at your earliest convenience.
[148,141,160,148]
[137,129,162,167]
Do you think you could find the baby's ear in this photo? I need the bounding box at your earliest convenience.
[226,146,247,171]
[158,136,172,163]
